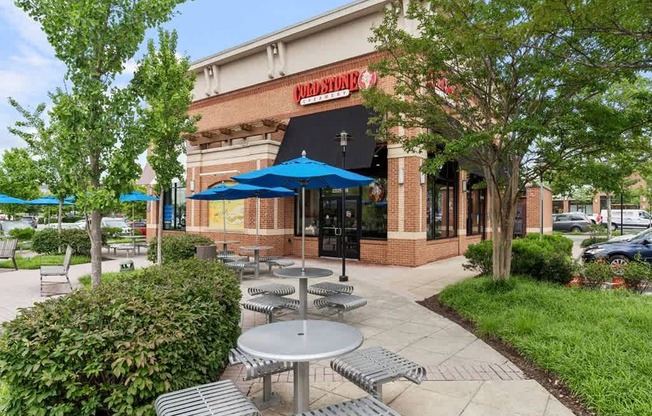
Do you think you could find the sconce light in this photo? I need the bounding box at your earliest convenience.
[206,66,213,76]
[270,43,278,55]
[462,179,468,192]
[398,167,405,185]
[189,180,195,192]
[420,173,426,185]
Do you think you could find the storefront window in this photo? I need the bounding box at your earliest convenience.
[569,201,593,215]
[163,183,186,231]
[361,178,387,239]
[466,175,485,236]
[295,189,320,236]
[427,161,458,240]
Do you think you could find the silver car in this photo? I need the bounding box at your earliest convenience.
[552,212,593,233]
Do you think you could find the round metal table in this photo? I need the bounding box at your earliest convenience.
[273,267,333,319]
[216,240,240,252]
[238,319,363,414]
[240,245,273,278]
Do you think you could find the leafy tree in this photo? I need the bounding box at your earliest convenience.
[15,0,188,288]
[362,0,637,280]
[7,98,75,231]
[132,29,199,265]
[0,148,41,219]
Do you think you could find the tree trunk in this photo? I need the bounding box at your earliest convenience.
[89,210,103,288]
[57,200,63,233]
[487,157,520,281]
[157,189,163,266]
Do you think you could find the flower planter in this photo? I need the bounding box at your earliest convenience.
[567,275,583,287]
[612,277,625,289]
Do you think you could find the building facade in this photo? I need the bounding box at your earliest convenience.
[147,0,552,267]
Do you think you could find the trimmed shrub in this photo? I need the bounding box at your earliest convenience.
[581,236,609,248]
[31,228,60,254]
[148,233,215,264]
[0,259,241,416]
[580,260,613,289]
[8,227,35,241]
[103,227,123,240]
[622,255,652,294]
[464,235,575,283]
[463,240,492,275]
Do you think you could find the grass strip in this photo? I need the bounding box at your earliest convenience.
[439,276,652,416]
[0,255,90,270]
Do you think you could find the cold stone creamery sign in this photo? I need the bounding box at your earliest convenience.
[293,69,377,106]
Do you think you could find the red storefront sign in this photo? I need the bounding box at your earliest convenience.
[293,69,377,106]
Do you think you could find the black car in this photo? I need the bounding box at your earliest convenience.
[582,233,652,270]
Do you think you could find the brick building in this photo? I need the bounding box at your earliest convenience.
[145,0,552,267]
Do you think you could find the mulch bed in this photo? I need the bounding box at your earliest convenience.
[418,294,595,416]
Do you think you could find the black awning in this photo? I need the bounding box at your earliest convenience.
[274,105,377,169]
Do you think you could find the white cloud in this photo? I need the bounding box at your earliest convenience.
[0,0,53,55]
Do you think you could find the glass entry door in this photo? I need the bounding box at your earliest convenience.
[319,196,360,259]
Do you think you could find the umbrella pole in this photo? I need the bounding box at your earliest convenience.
[256,197,260,246]
[222,199,227,245]
[301,186,305,271]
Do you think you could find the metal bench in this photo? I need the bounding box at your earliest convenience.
[0,238,18,270]
[242,294,299,323]
[226,261,258,281]
[228,347,293,408]
[331,346,426,401]
[314,294,367,321]
[248,283,295,296]
[155,379,261,416]
[265,258,295,273]
[307,282,354,296]
[108,243,134,257]
[295,396,400,416]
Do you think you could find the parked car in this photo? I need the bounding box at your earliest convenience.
[582,231,652,270]
[0,220,33,236]
[552,212,593,233]
[21,216,38,229]
[608,227,652,243]
[100,217,132,235]
[43,222,85,230]
[599,209,652,231]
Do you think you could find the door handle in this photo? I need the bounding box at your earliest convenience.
[334,227,342,236]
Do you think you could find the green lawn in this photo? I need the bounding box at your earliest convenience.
[78,271,130,288]
[439,276,652,416]
[0,254,90,270]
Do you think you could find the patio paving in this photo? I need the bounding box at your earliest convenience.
[0,251,575,416]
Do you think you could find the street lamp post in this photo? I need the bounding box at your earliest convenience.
[335,131,353,282]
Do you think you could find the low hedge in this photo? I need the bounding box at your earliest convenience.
[464,234,575,284]
[147,233,215,264]
[0,259,241,416]
[32,228,107,256]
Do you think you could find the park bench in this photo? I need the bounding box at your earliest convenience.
[331,346,426,401]
[248,283,296,296]
[242,294,299,323]
[40,245,73,296]
[107,243,134,257]
[228,347,293,407]
[263,257,295,273]
[0,238,18,270]
[295,396,401,416]
[307,282,354,296]
[225,261,258,281]
[313,293,367,321]
[155,379,261,416]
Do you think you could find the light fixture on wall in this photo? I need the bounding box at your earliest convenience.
[206,66,213,76]
[398,167,405,185]
[420,173,426,185]
[462,179,468,193]
[189,180,195,192]
[270,43,278,55]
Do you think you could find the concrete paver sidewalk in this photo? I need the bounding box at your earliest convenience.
[0,253,575,416]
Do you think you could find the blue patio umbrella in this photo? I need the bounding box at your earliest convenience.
[233,152,373,269]
[188,183,295,245]
[0,193,26,204]
[119,191,158,234]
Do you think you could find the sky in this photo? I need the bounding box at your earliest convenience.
[0,0,354,159]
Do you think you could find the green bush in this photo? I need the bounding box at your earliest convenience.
[148,233,215,264]
[31,228,106,255]
[581,236,609,247]
[464,235,574,283]
[0,259,241,416]
[31,228,60,254]
[622,255,652,294]
[580,260,613,289]
[463,240,492,275]
[8,227,35,241]
[103,227,123,240]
